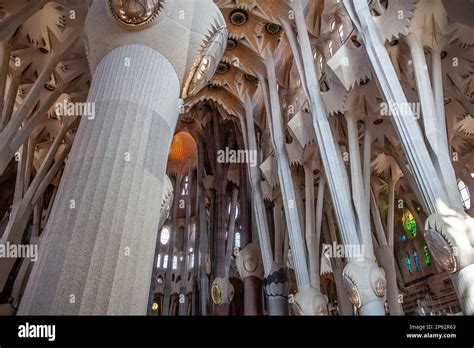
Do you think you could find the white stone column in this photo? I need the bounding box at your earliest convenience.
[242,99,273,275]
[261,52,328,315]
[260,56,309,288]
[303,161,318,288]
[286,1,386,315]
[405,34,461,210]
[342,0,448,213]
[451,264,474,312]
[18,45,180,315]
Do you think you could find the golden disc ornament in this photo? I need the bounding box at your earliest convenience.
[107,0,163,29]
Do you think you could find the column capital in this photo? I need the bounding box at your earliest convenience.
[294,285,328,316]
[263,263,290,299]
[211,277,234,305]
[424,211,474,272]
[236,243,264,280]
[342,258,387,313]
[85,0,227,99]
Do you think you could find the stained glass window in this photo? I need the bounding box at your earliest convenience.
[413,251,421,271]
[423,245,431,266]
[160,226,170,245]
[157,254,161,268]
[181,175,189,196]
[172,256,178,270]
[402,209,416,238]
[235,232,241,248]
[405,254,412,273]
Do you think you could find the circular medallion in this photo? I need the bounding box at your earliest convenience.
[229,9,248,26]
[211,283,222,305]
[226,38,237,50]
[424,228,457,272]
[215,61,230,75]
[372,278,386,298]
[107,0,162,28]
[265,23,281,35]
[342,275,361,308]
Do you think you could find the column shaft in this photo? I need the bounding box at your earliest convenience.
[18,45,180,315]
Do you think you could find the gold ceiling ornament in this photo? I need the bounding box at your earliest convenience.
[182,26,228,98]
[107,0,163,29]
[167,131,198,176]
[168,131,197,164]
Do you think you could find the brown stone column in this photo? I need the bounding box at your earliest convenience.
[236,243,264,315]
[243,276,263,315]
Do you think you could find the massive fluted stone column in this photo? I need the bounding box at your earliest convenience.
[18,45,180,315]
[19,0,226,315]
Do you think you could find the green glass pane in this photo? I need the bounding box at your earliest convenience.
[402,209,416,238]
[423,245,431,266]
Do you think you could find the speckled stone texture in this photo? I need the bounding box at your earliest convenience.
[18,45,180,315]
